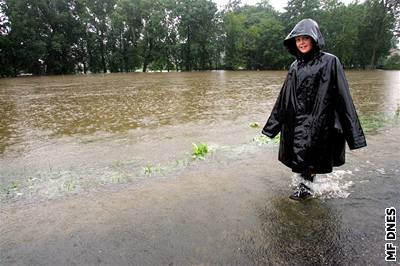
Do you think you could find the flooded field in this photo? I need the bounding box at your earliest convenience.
[0,71,286,195]
[0,70,399,200]
[0,70,400,265]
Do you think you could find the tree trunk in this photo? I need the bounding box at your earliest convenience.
[12,52,18,77]
[100,31,107,73]
[201,44,206,70]
[186,25,192,71]
[142,39,153,72]
[369,46,377,69]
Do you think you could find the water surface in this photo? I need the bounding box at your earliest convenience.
[1,70,398,192]
[0,70,399,265]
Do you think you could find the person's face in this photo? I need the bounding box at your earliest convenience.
[295,35,313,54]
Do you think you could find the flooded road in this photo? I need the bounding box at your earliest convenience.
[0,70,399,198]
[0,71,400,265]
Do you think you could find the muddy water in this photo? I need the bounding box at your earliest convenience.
[0,71,400,265]
[0,71,399,194]
[0,71,284,190]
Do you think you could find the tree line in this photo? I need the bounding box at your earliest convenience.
[0,0,399,76]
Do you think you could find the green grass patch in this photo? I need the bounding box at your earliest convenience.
[0,181,19,196]
[110,173,130,183]
[143,163,163,175]
[359,111,400,133]
[10,181,18,189]
[249,122,260,128]
[253,134,280,144]
[63,180,76,191]
[112,160,124,167]
[192,143,210,160]
[360,116,387,133]
[174,159,191,167]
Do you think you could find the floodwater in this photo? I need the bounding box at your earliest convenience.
[1,70,400,265]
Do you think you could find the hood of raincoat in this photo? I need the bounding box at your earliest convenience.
[283,18,325,56]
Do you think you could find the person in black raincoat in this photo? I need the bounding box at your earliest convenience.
[262,19,367,200]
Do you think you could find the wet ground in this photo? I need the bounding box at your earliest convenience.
[1,71,400,265]
[1,126,400,265]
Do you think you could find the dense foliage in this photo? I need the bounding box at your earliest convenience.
[0,0,399,76]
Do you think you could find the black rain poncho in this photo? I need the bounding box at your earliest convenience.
[262,19,367,174]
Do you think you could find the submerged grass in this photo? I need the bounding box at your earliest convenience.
[249,122,260,128]
[10,180,17,189]
[360,117,384,133]
[359,112,399,133]
[110,173,131,183]
[63,180,76,191]
[0,137,280,202]
[3,110,399,203]
[192,143,210,160]
[143,163,164,176]
[253,134,280,145]
[0,180,19,197]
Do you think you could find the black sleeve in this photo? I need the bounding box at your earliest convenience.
[333,57,367,150]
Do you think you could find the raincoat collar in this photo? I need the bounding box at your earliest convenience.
[297,49,322,64]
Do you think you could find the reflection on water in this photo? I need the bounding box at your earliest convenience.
[240,199,349,265]
[349,70,400,117]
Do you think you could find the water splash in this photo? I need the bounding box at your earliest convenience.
[290,170,354,199]
[376,168,385,175]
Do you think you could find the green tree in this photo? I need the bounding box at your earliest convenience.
[318,1,364,67]
[77,0,116,73]
[223,3,286,70]
[162,2,181,71]
[358,0,397,68]
[283,0,321,31]
[34,0,82,74]
[223,11,246,69]
[1,0,47,75]
[176,0,219,70]
[1,0,398,76]
[139,0,169,72]
[110,0,143,72]
[242,4,286,69]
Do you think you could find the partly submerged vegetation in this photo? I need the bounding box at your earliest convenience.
[360,110,400,133]
[360,117,386,133]
[249,122,260,128]
[143,163,163,176]
[1,112,398,203]
[0,134,274,202]
[192,143,210,160]
[253,134,281,145]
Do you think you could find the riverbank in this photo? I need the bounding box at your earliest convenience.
[1,126,399,265]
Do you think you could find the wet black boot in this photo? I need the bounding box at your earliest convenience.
[289,183,312,201]
[301,172,316,182]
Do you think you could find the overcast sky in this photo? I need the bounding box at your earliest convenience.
[213,0,360,12]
